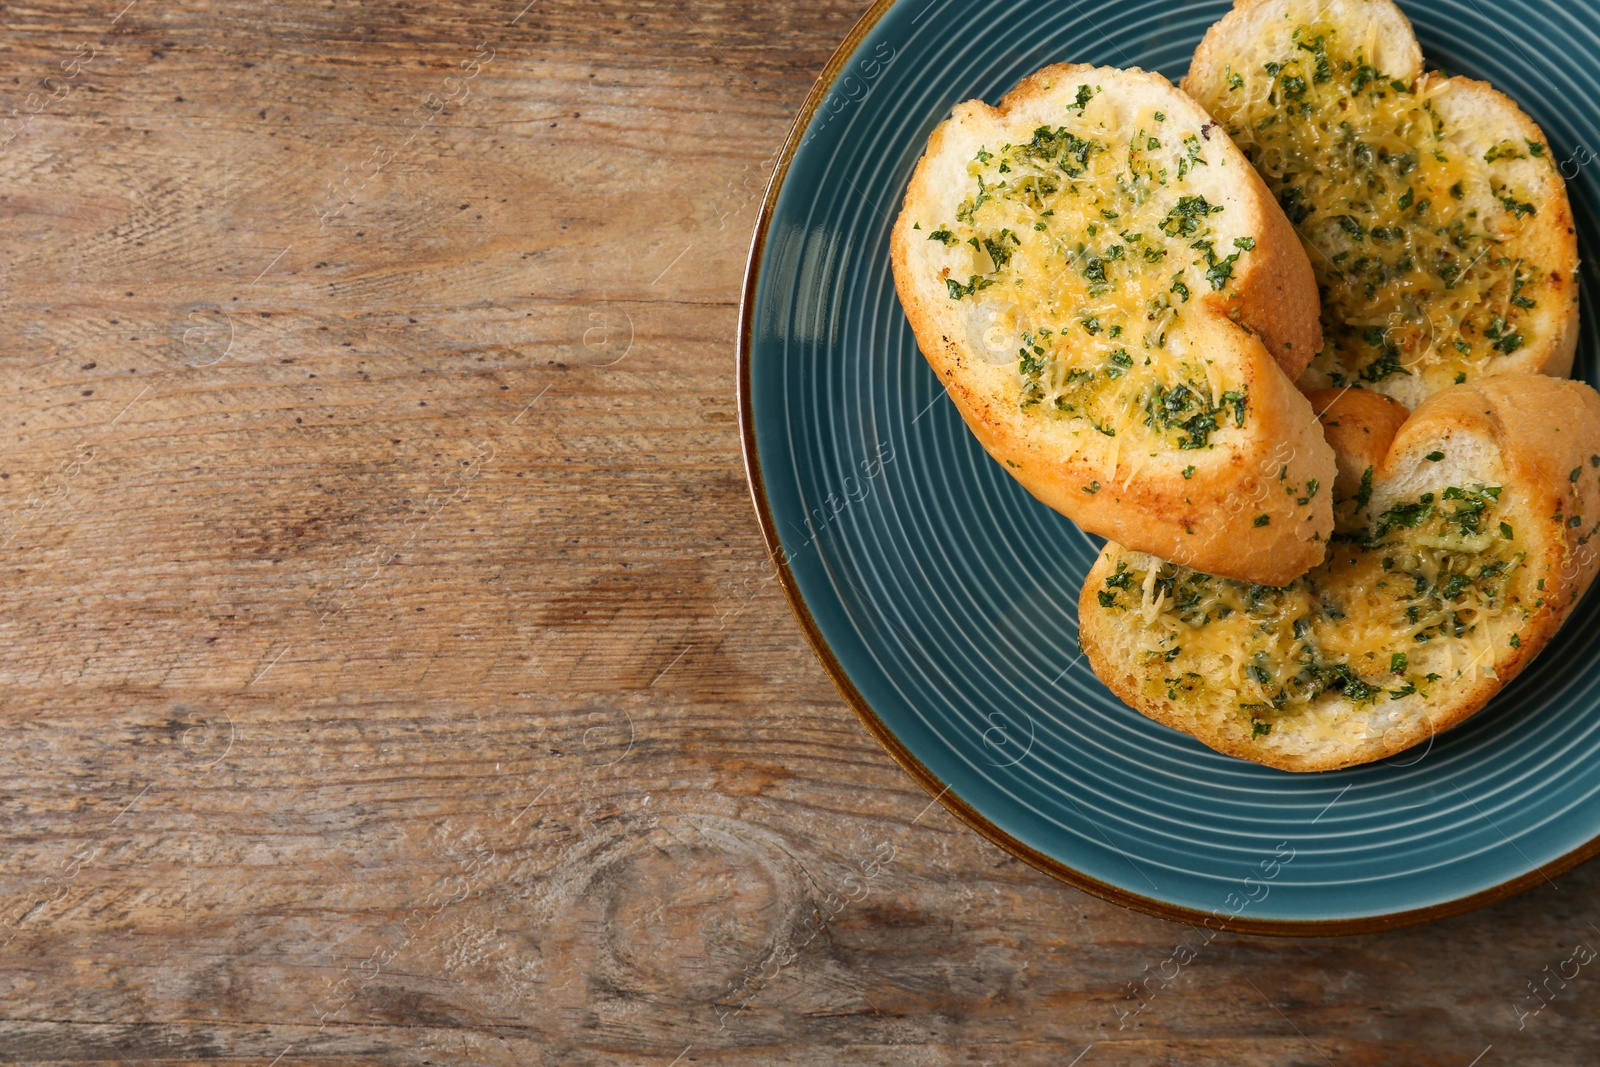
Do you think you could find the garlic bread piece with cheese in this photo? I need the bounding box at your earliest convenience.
[1080,375,1600,771]
[1184,0,1579,408]
[892,63,1332,586]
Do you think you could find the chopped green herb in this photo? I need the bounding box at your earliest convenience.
[945,275,993,300]
[1354,466,1375,509]
[1159,194,1224,238]
[981,228,1020,269]
[1360,345,1410,383]
[1500,195,1536,219]
[1368,499,1434,542]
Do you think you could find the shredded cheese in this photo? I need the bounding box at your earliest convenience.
[926,87,1260,455]
[1095,481,1529,733]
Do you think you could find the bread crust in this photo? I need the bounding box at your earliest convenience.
[1080,375,1600,771]
[1306,387,1408,500]
[891,64,1331,586]
[1184,0,1580,410]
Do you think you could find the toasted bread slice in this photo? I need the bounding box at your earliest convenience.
[891,64,1333,587]
[1080,375,1600,771]
[1184,0,1580,409]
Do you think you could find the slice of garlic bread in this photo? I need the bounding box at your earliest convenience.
[892,64,1333,586]
[1184,0,1579,409]
[1080,375,1600,771]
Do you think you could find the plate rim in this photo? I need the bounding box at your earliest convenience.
[735,0,1600,935]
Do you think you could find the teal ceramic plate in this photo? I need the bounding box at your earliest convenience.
[739,0,1600,932]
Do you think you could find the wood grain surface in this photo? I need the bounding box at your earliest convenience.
[1,1,1598,1063]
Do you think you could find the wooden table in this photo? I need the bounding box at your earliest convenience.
[1,1,1597,1063]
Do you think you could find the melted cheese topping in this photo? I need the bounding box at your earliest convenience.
[923,86,1258,452]
[1097,480,1529,733]
[1202,22,1554,397]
